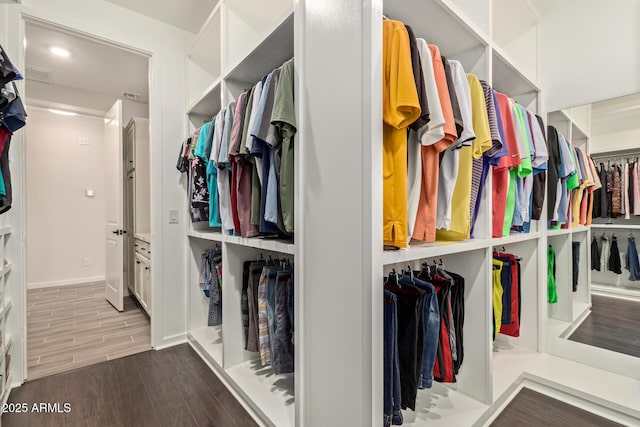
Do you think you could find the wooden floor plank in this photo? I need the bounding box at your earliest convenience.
[6,348,245,426]
[27,283,151,380]
[569,295,640,358]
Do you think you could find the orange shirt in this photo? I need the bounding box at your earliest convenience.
[383,20,421,248]
[412,44,457,243]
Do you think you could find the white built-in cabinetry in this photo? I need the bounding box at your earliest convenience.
[184,0,551,425]
[124,117,152,316]
[0,223,13,408]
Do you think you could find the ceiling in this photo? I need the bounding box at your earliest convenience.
[25,22,149,104]
[105,0,218,33]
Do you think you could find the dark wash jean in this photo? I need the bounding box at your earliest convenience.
[383,290,403,426]
[273,270,294,374]
[400,275,440,389]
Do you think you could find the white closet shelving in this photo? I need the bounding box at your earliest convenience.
[184,0,549,425]
[546,108,592,334]
[0,219,14,407]
[184,1,296,426]
[380,0,544,422]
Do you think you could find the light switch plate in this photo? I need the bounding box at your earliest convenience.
[79,137,89,145]
[85,189,95,197]
[169,209,179,224]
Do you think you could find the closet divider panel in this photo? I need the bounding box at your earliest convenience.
[548,234,572,322]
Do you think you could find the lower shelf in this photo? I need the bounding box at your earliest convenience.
[188,329,295,427]
[492,344,541,402]
[226,361,295,427]
[189,326,223,367]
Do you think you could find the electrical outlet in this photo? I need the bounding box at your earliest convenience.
[83,257,91,266]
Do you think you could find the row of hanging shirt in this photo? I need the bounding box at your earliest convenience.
[382,19,548,251]
[383,263,465,426]
[546,127,601,229]
[0,44,27,215]
[177,59,296,239]
[592,232,640,281]
[242,256,294,375]
[591,157,640,219]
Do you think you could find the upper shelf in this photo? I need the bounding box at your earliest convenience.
[189,2,222,76]
[384,0,489,58]
[382,238,490,265]
[223,11,294,84]
[491,46,540,99]
[492,0,540,44]
[187,78,222,118]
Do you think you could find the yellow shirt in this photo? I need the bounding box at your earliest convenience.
[383,20,421,248]
[436,74,490,240]
[492,259,504,338]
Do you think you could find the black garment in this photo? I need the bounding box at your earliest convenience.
[629,162,636,212]
[246,261,266,352]
[546,126,561,220]
[404,25,429,132]
[609,236,622,274]
[0,135,12,214]
[599,162,608,218]
[384,284,426,411]
[591,236,600,271]
[0,45,17,86]
[448,271,465,376]
[572,241,580,292]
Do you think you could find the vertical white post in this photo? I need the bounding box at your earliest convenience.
[295,0,382,425]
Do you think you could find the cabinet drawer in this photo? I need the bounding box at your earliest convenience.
[134,239,150,257]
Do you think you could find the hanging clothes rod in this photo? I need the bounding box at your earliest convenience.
[591,151,640,161]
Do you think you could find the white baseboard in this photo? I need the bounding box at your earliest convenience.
[27,276,106,289]
[154,333,187,350]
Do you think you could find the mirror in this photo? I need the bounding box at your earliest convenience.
[546,93,640,379]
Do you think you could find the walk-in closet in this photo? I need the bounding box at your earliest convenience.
[0,1,640,427]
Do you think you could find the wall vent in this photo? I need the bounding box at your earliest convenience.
[25,65,52,83]
[122,91,141,101]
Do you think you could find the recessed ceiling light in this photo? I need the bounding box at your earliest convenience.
[49,109,77,116]
[50,46,70,58]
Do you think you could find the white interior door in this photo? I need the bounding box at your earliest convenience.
[105,100,124,311]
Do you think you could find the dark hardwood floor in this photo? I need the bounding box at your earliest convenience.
[569,294,640,358]
[492,388,623,427]
[3,344,257,427]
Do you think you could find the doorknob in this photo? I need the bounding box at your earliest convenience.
[112,229,126,235]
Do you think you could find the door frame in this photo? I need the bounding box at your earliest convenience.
[19,16,157,380]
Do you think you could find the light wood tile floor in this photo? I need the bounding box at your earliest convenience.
[27,282,150,380]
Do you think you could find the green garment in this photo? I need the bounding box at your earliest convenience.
[271,59,296,233]
[566,147,580,190]
[548,245,558,304]
[502,169,517,236]
[512,101,532,178]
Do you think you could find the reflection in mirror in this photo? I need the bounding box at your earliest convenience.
[546,93,640,379]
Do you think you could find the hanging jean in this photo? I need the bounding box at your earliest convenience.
[273,269,294,374]
[609,236,622,274]
[207,252,223,326]
[548,245,558,304]
[383,290,403,427]
[626,237,640,281]
[401,274,440,389]
[572,241,580,292]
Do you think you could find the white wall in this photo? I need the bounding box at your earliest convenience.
[27,80,149,122]
[25,107,106,287]
[2,0,193,369]
[538,0,640,111]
